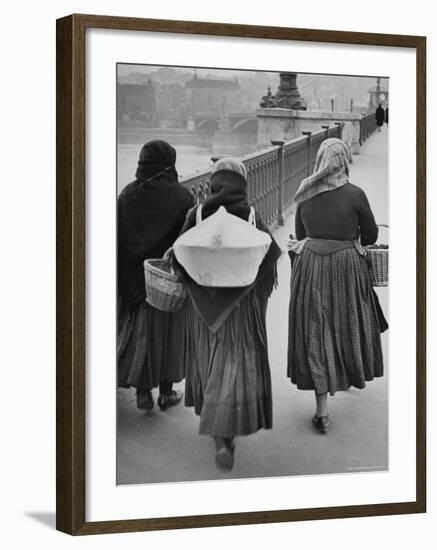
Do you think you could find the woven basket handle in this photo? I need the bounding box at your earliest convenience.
[162,248,176,275]
[196,204,203,225]
[376,223,389,246]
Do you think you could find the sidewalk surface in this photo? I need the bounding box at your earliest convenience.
[117,126,389,485]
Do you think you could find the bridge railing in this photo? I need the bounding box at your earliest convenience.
[181,123,344,228]
[244,146,280,226]
[359,112,377,145]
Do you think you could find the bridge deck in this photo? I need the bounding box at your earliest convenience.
[117,127,389,484]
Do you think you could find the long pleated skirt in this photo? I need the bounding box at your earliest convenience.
[118,299,185,390]
[184,290,273,437]
[287,246,385,395]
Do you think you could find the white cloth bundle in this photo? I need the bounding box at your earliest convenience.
[174,205,271,287]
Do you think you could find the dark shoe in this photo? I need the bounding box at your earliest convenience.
[136,389,154,411]
[214,437,235,470]
[157,390,183,411]
[312,414,330,434]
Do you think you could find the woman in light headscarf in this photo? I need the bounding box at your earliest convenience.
[118,140,194,411]
[287,138,388,434]
[175,158,281,470]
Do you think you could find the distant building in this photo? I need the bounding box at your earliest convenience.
[155,83,188,128]
[185,74,241,118]
[117,78,156,125]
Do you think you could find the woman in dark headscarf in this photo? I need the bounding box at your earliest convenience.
[375,103,385,131]
[118,140,194,411]
[175,158,281,470]
[287,138,387,434]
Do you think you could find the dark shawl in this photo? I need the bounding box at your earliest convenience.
[174,171,282,332]
[118,140,194,311]
[375,105,385,126]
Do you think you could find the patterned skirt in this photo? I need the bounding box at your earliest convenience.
[184,290,273,437]
[117,299,186,390]
[287,244,386,395]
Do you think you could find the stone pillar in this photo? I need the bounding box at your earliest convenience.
[351,119,361,155]
[321,125,330,139]
[260,73,307,110]
[271,140,285,226]
[334,122,343,140]
[274,73,307,110]
[301,131,312,176]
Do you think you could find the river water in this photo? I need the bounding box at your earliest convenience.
[117,144,215,193]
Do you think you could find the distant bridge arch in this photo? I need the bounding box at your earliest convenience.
[196,119,220,132]
[231,118,258,133]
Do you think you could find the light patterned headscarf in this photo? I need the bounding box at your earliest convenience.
[293,138,352,205]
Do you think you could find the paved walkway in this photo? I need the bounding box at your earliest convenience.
[117,127,389,484]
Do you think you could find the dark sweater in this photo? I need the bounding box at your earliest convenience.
[295,183,378,246]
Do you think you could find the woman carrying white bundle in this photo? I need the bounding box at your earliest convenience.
[174,158,281,470]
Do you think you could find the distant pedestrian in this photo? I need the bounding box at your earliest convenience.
[287,138,388,434]
[117,140,194,411]
[176,158,281,470]
[375,103,385,131]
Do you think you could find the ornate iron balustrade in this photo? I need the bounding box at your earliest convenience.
[181,123,344,228]
[359,112,377,145]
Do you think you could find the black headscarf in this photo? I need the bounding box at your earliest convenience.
[135,139,179,183]
[175,169,281,332]
[182,170,251,231]
[203,171,249,217]
[118,140,194,311]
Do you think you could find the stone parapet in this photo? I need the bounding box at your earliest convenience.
[257,108,363,155]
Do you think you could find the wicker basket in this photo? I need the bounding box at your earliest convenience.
[366,225,389,287]
[286,234,389,287]
[144,259,186,312]
[366,248,389,287]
